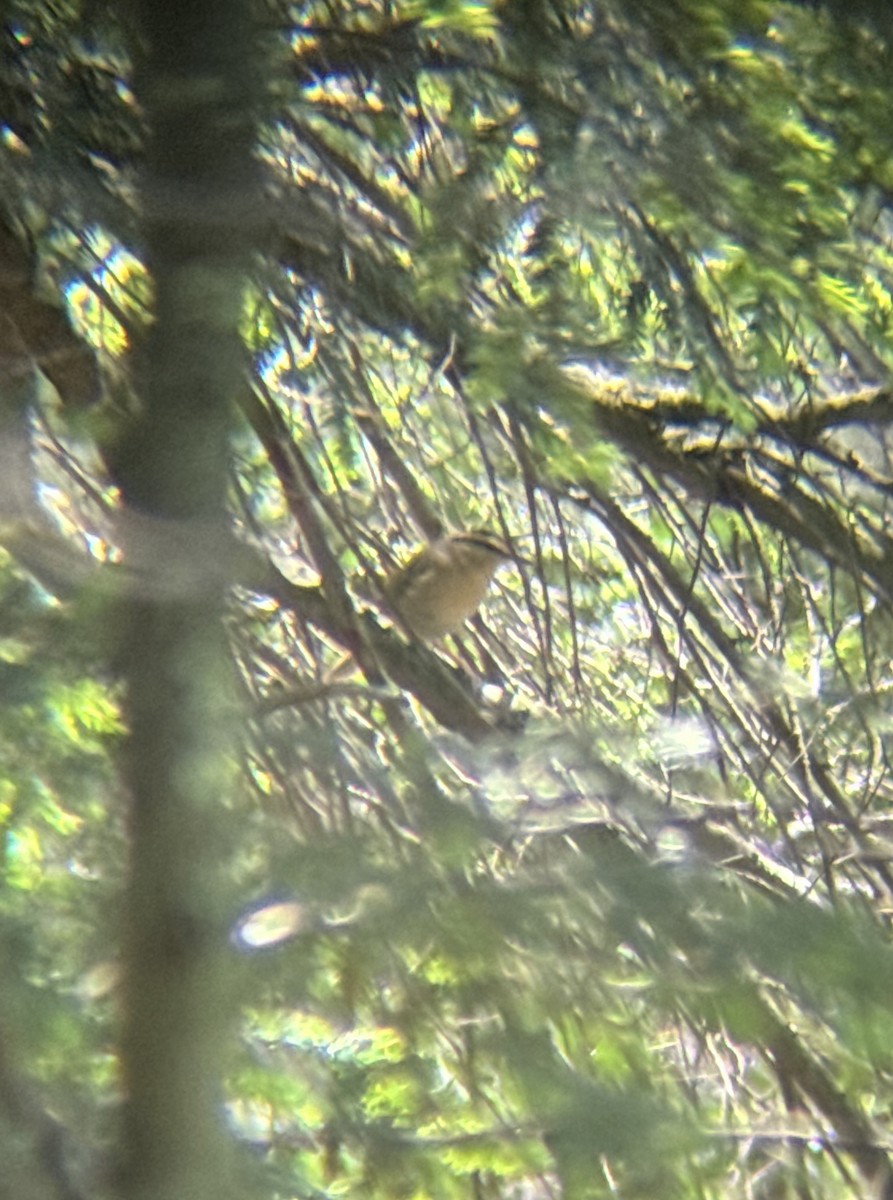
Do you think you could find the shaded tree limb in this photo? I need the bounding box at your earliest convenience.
[113,3,262,1199]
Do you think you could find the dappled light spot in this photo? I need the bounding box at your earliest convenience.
[231,899,310,951]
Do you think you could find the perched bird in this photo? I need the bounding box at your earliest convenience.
[323,530,513,683]
[383,529,513,640]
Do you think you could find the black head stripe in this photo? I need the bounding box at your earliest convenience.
[452,530,512,557]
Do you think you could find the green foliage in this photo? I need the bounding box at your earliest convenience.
[8,0,893,1197]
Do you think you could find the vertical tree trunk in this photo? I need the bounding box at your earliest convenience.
[117,4,259,1198]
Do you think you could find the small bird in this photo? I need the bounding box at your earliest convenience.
[383,529,513,640]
